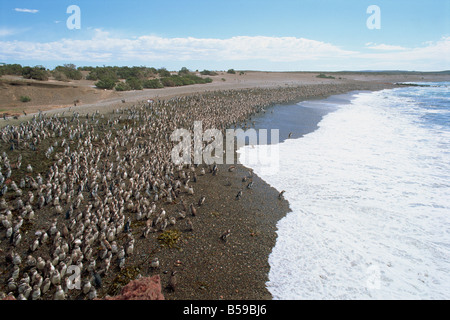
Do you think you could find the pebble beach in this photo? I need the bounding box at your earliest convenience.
[0,80,400,300]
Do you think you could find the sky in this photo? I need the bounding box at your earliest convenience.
[0,0,449,71]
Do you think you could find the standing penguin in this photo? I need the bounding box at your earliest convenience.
[168,271,177,292]
[197,195,205,206]
[185,218,194,232]
[190,203,197,217]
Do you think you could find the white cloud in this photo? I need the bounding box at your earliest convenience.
[0,27,29,38]
[0,30,448,71]
[0,28,16,37]
[357,36,450,70]
[14,8,39,14]
[0,30,356,64]
[366,43,408,51]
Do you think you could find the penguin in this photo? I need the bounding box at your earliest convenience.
[53,285,65,300]
[190,203,197,216]
[150,257,160,269]
[88,287,97,300]
[185,218,194,231]
[236,190,243,200]
[82,278,92,294]
[220,229,231,242]
[198,195,206,206]
[93,272,102,288]
[168,270,177,292]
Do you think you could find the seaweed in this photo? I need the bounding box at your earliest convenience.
[157,229,181,249]
[106,266,141,296]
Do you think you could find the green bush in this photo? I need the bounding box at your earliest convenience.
[160,77,176,87]
[200,70,218,76]
[0,64,23,76]
[53,70,68,81]
[22,66,49,81]
[77,66,94,71]
[20,95,31,102]
[143,79,163,89]
[115,82,131,91]
[116,66,150,80]
[178,67,191,76]
[157,68,171,77]
[316,73,335,79]
[54,65,83,80]
[227,69,236,74]
[126,77,143,90]
[95,78,117,90]
[87,67,118,81]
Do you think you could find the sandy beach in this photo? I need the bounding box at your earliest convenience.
[0,72,448,300]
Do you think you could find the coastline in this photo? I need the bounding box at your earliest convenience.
[0,80,423,300]
[159,84,395,300]
[246,81,450,300]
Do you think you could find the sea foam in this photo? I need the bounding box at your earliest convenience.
[239,85,450,299]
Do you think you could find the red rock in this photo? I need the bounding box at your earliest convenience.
[104,275,165,300]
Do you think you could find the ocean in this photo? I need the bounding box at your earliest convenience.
[238,82,450,299]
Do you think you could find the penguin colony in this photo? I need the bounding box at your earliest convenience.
[0,85,345,299]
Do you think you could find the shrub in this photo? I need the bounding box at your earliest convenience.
[95,78,117,90]
[114,82,131,91]
[147,67,158,74]
[316,73,335,79]
[157,68,171,77]
[180,76,195,86]
[227,69,236,74]
[117,66,149,80]
[143,79,163,89]
[87,67,118,81]
[0,64,23,76]
[200,70,218,76]
[54,65,83,80]
[77,66,94,71]
[22,66,49,81]
[52,70,68,81]
[126,77,143,90]
[178,67,191,76]
[20,95,31,102]
[160,77,176,87]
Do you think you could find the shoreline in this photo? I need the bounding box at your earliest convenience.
[246,81,450,300]
[159,83,397,300]
[0,80,426,300]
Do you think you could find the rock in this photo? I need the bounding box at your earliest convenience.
[103,275,164,300]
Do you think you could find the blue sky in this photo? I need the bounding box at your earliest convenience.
[0,0,449,71]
